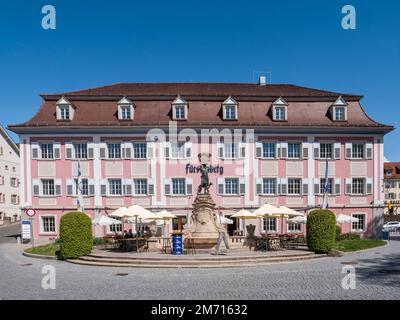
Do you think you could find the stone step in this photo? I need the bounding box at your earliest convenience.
[86,251,314,262]
[68,253,326,268]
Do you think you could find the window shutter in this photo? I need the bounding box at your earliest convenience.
[186,178,193,195]
[100,180,107,196]
[366,178,373,194]
[124,179,132,195]
[33,179,40,196]
[280,178,287,195]
[147,142,154,159]
[256,178,263,195]
[217,143,224,159]
[31,143,39,159]
[302,179,309,195]
[55,179,62,196]
[345,178,352,195]
[334,142,341,160]
[334,178,341,195]
[185,142,192,159]
[89,179,95,196]
[66,179,74,196]
[65,143,73,159]
[148,178,155,195]
[217,177,224,194]
[240,143,246,158]
[239,178,246,195]
[117,106,122,120]
[124,143,132,159]
[54,143,61,159]
[313,143,320,160]
[314,178,321,195]
[164,178,171,195]
[88,143,94,159]
[345,143,352,159]
[255,142,263,158]
[100,144,107,159]
[164,143,170,159]
[302,144,309,159]
[365,142,373,160]
[130,105,134,120]
[280,143,288,159]
[277,144,281,158]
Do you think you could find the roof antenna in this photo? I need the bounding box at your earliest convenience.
[252,70,272,84]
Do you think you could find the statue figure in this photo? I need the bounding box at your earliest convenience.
[197,153,212,194]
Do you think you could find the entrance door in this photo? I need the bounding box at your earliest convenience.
[227,217,238,236]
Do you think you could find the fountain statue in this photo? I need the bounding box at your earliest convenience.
[184,153,229,250]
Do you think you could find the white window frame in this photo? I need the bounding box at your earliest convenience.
[287,223,302,233]
[108,179,123,196]
[262,178,277,195]
[40,215,57,234]
[222,97,238,120]
[262,142,276,159]
[172,178,186,195]
[288,142,301,159]
[263,218,278,233]
[352,178,365,195]
[274,106,287,121]
[41,179,55,196]
[288,178,302,195]
[319,142,333,159]
[170,142,186,159]
[352,143,365,159]
[351,213,366,232]
[134,179,148,195]
[107,142,122,159]
[225,178,239,195]
[73,142,88,159]
[320,177,334,195]
[133,142,147,159]
[172,96,188,120]
[40,143,54,159]
[117,97,134,120]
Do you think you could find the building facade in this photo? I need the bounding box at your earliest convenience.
[383,162,400,215]
[9,82,393,241]
[0,125,20,225]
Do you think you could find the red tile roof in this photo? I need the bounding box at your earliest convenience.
[384,162,400,179]
[8,82,393,132]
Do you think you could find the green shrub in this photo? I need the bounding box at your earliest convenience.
[59,212,92,259]
[93,237,112,245]
[338,233,361,241]
[335,225,342,241]
[306,209,336,254]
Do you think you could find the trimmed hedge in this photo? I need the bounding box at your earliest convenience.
[59,212,92,259]
[307,209,336,254]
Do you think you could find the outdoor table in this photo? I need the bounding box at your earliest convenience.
[117,238,149,252]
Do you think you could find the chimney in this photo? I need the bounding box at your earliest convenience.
[259,75,267,86]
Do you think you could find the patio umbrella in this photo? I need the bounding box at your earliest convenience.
[92,215,122,226]
[109,207,130,218]
[231,209,258,236]
[336,214,359,234]
[145,210,177,237]
[287,216,307,224]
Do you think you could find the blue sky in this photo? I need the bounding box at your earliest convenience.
[0,0,399,160]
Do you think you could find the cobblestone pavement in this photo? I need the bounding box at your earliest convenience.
[0,224,399,300]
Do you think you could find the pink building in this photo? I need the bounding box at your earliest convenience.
[8,81,393,241]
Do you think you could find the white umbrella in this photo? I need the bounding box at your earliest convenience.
[336,214,359,224]
[109,207,130,218]
[92,215,122,226]
[219,216,234,225]
[279,206,305,217]
[231,210,257,236]
[125,204,160,221]
[253,203,287,217]
[287,216,307,224]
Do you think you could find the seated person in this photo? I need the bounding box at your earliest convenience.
[127,229,134,238]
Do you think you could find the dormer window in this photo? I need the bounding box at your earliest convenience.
[56,97,74,121]
[172,96,188,120]
[117,97,134,120]
[272,97,288,121]
[222,96,238,120]
[332,97,348,121]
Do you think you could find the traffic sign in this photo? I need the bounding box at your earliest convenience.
[21,220,31,240]
[25,208,36,217]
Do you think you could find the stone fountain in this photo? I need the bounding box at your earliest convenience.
[183,153,229,250]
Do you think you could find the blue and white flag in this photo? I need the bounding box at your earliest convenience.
[322,158,329,209]
[77,160,84,212]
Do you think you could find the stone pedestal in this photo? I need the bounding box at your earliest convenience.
[184,193,228,249]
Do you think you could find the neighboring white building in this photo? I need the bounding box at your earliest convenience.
[0,125,20,225]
